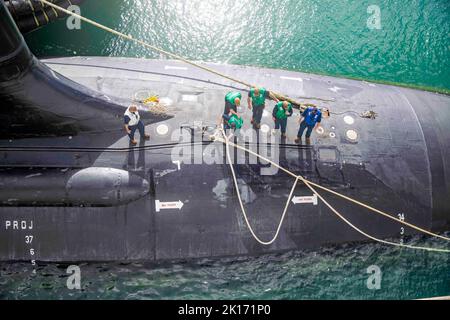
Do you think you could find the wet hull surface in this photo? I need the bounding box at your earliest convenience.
[1,57,449,262]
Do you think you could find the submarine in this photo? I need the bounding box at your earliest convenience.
[0,1,449,262]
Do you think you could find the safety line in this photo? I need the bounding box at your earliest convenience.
[0,141,310,153]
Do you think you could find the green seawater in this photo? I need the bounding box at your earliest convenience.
[1,0,449,300]
[25,0,450,93]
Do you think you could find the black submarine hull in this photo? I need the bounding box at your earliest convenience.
[0,1,449,262]
[5,0,85,33]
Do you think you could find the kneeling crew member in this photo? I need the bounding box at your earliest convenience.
[124,105,150,145]
[248,87,279,129]
[272,101,293,137]
[223,91,242,130]
[295,106,322,145]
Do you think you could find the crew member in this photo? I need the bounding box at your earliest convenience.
[295,106,322,145]
[272,101,293,137]
[248,86,279,129]
[124,105,150,145]
[223,91,242,130]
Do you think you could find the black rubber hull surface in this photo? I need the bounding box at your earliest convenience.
[0,56,449,262]
[5,0,85,33]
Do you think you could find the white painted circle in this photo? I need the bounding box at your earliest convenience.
[344,115,355,125]
[260,124,270,133]
[329,132,336,138]
[156,124,169,136]
[331,126,336,130]
[316,127,324,135]
[346,129,358,141]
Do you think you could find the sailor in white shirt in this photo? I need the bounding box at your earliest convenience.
[124,105,150,145]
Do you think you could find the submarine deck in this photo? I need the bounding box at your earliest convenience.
[1,56,449,261]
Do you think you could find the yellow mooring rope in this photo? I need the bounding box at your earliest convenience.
[39,0,450,253]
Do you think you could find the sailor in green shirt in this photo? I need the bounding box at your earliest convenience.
[247,87,279,129]
[272,101,293,138]
[223,91,242,130]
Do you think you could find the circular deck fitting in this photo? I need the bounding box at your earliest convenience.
[329,132,336,138]
[156,124,169,136]
[260,124,270,133]
[346,129,358,141]
[316,127,325,135]
[344,115,355,125]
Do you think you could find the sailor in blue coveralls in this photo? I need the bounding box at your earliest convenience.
[295,106,322,145]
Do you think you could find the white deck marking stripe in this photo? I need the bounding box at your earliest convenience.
[165,66,188,71]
